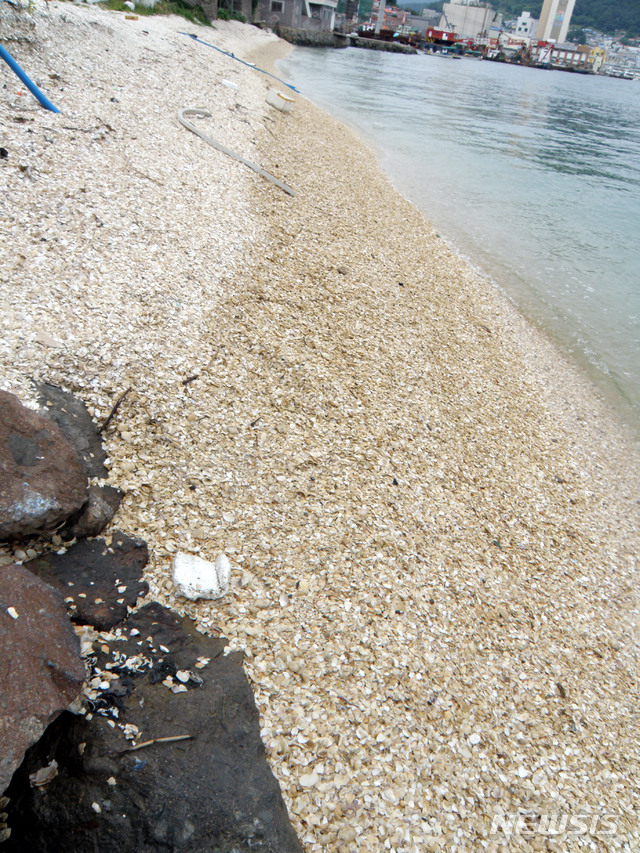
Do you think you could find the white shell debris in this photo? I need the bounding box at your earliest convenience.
[299,770,319,788]
[172,553,230,601]
[6,607,18,620]
[29,760,58,788]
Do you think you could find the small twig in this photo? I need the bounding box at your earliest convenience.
[129,165,164,186]
[182,374,200,386]
[99,388,132,434]
[116,735,193,755]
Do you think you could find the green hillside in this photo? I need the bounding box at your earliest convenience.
[407,0,640,37]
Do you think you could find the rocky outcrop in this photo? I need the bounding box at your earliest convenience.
[3,603,304,853]
[24,532,149,631]
[0,391,88,542]
[0,565,85,795]
[35,384,124,539]
[35,383,109,480]
[60,483,124,541]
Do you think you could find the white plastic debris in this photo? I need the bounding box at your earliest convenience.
[171,553,231,601]
[266,88,294,114]
[221,79,238,91]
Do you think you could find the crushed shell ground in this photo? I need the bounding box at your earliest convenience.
[1,5,640,852]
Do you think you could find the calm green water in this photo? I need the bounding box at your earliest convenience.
[280,48,640,430]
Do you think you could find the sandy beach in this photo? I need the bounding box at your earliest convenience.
[2,6,640,851]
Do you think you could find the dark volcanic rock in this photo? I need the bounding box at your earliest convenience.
[24,532,149,631]
[0,565,85,795]
[35,383,108,479]
[3,603,303,853]
[60,484,124,541]
[0,391,88,542]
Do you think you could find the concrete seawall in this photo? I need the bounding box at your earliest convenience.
[275,25,348,48]
[275,26,417,53]
[348,34,417,53]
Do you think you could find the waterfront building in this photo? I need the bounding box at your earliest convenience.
[537,0,575,43]
[514,10,538,38]
[439,0,502,40]
[400,11,440,37]
[601,44,640,79]
[366,2,437,34]
[257,0,337,29]
[531,40,591,68]
[588,45,606,73]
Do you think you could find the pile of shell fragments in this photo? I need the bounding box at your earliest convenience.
[2,5,640,852]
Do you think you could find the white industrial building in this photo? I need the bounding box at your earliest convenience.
[514,10,538,38]
[439,0,502,39]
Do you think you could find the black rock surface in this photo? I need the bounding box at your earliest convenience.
[36,382,109,479]
[3,603,303,853]
[24,532,149,631]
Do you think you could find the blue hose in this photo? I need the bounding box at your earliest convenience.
[181,32,299,92]
[0,43,61,113]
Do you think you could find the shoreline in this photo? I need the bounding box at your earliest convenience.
[275,45,640,444]
[257,39,640,502]
[2,9,640,852]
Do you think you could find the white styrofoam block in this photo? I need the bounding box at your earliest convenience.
[172,552,231,601]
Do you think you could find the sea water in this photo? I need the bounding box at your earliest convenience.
[279,48,640,430]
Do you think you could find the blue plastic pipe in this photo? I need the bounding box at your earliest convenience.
[0,43,60,113]
[181,32,299,92]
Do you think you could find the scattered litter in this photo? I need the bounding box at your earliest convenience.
[172,552,230,601]
[177,108,296,197]
[116,735,193,754]
[266,88,294,114]
[221,79,238,91]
